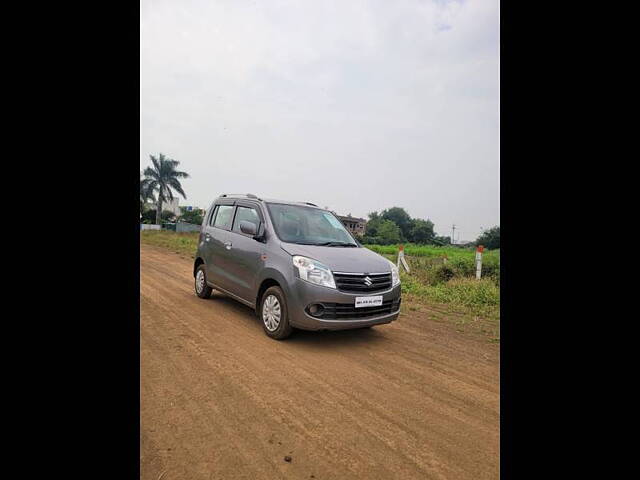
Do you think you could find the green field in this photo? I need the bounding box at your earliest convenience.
[141,230,500,337]
[140,230,199,258]
[366,243,499,261]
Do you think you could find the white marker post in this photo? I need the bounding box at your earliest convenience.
[398,245,410,273]
[475,245,484,280]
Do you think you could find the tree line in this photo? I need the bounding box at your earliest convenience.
[358,207,449,245]
[358,206,499,249]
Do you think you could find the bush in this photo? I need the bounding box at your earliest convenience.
[140,209,176,224]
[376,220,402,244]
[433,264,455,283]
[375,247,499,286]
[475,226,500,250]
[479,258,500,283]
[426,278,500,308]
[179,209,204,225]
[399,273,499,317]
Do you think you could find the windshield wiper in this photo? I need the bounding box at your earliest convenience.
[313,241,358,247]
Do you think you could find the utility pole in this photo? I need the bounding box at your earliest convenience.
[452,224,456,245]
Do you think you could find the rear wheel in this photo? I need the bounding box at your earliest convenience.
[259,286,293,340]
[194,264,212,299]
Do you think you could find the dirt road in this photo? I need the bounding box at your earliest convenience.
[141,244,499,479]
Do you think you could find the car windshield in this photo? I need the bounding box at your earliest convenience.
[266,203,358,246]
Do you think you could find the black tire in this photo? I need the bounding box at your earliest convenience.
[194,264,212,299]
[259,286,293,340]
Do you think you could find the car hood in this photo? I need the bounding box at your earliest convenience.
[279,242,392,273]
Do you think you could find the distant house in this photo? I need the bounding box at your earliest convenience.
[142,198,183,217]
[453,240,473,247]
[337,214,367,236]
[161,198,181,216]
[181,205,206,215]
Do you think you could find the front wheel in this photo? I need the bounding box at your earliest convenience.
[259,286,293,340]
[194,264,212,299]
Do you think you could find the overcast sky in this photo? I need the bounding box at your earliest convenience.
[141,0,499,241]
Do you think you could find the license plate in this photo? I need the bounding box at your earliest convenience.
[355,295,383,308]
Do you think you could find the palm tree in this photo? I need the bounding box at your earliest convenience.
[140,171,156,214]
[142,154,190,225]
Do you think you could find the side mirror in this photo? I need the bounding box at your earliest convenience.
[239,220,257,236]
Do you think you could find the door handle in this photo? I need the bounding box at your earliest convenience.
[224,241,232,250]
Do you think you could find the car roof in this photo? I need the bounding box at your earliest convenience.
[262,198,322,208]
[215,194,322,209]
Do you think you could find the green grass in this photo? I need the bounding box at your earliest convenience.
[379,250,500,328]
[140,230,199,258]
[399,269,500,340]
[400,274,500,319]
[364,243,499,261]
[368,244,500,285]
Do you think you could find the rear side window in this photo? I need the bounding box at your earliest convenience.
[213,205,234,229]
[232,206,260,234]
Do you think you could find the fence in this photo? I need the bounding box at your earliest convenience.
[176,221,201,233]
[140,222,200,232]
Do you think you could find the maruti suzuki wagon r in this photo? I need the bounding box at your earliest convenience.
[193,194,401,339]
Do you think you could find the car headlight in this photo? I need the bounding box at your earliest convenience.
[292,255,336,289]
[388,259,401,287]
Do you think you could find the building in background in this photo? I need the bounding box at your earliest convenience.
[337,214,367,236]
[453,240,473,247]
[161,198,181,216]
[182,205,202,212]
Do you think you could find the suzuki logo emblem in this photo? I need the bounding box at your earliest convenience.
[364,276,372,286]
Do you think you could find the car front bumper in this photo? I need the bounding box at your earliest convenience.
[285,279,402,331]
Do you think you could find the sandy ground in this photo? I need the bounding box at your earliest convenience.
[140,243,499,479]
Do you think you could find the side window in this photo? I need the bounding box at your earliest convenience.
[232,206,260,234]
[208,206,219,226]
[213,205,234,229]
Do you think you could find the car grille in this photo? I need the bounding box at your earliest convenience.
[333,272,393,293]
[310,298,401,320]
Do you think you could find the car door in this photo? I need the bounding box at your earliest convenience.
[197,203,217,268]
[224,201,266,303]
[202,201,236,291]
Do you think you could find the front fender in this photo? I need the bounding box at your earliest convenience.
[255,267,293,307]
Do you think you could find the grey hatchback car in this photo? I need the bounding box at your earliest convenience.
[193,194,401,339]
